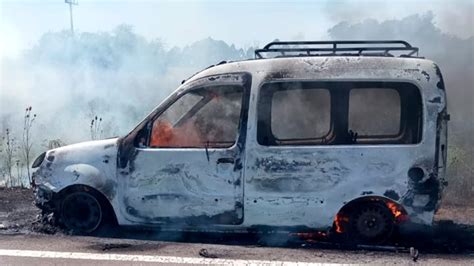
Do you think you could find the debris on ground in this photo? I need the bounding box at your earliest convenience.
[100,243,133,251]
[410,247,419,262]
[31,212,60,235]
[199,248,218,258]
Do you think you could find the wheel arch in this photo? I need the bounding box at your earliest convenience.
[332,195,408,234]
[56,184,118,225]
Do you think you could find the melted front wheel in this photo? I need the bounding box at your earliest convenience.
[60,191,103,234]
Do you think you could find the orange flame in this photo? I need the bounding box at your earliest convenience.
[334,213,349,233]
[386,201,402,218]
[150,120,203,148]
[290,231,328,242]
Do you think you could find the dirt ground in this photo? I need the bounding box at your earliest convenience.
[0,187,473,252]
[0,188,39,233]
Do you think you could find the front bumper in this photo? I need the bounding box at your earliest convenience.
[34,185,57,213]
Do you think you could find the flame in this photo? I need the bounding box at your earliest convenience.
[290,231,328,242]
[334,213,349,233]
[386,201,402,219]
[150,120,203,148]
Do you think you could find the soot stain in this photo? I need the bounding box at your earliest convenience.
[421,70,430,81]
[384,189,400,201]
[160,164,184,175]
[255,157,311,173]
[429,97,441,103]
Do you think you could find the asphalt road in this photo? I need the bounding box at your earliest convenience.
[1,188,474,265]
[0,233,473,265]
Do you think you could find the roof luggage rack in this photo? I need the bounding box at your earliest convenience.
[254,40,421,59]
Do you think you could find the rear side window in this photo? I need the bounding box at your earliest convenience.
[258,81,422,146]
[349,88,401,136]
[258,83,332,145]
[271,88,331,140]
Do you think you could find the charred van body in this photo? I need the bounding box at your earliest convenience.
[32,41,448,243]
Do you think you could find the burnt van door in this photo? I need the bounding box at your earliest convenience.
[120,74,250,225]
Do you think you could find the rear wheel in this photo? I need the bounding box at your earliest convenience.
[349,203,394,244]
[60,191,103,234]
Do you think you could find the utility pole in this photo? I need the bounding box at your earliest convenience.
[65,0,78,35]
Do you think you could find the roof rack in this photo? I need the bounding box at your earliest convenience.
[254,40,420,59]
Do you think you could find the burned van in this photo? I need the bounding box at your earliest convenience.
[32,41,448,243]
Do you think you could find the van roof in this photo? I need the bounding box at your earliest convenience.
[187,56,439,85]
[184,40,441,86]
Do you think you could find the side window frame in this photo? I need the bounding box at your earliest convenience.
[256,81,423,146]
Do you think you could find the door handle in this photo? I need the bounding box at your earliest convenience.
[217,157,235,164]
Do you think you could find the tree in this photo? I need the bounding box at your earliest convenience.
[22,106,36,185]
[3,128,16,187]
[90,116,103,140]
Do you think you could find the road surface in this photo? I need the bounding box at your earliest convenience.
[0,233,473,265]
[1,188,474,265]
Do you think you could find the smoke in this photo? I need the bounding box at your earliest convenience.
[328,12,474,144]
[323,1,474,38]
[0,25,254,186]
[3,14,471,146]
[0,25,253,146]
[1,13,472,195]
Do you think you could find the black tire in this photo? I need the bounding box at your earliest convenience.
[349,203,395,244]
[60,191,103,234]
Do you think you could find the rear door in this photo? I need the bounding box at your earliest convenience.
[120,73,250,225]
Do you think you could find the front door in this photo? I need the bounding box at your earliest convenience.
[120,74,250,225]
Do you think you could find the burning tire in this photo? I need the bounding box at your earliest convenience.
[60,191,103,234]
[349,203,395,244]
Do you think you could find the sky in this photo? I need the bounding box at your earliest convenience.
[0,0,473,59]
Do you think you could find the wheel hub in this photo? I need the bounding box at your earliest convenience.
[351,204,394,242]
[61,192,102,233]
